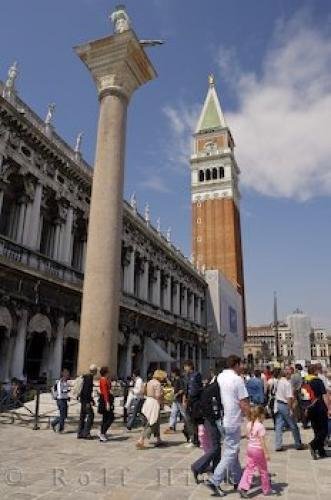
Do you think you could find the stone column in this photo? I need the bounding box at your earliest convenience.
[127,248,135,294]
[175,282,181,315]
[23,182,43,249]
[166,341,172,374]
[125,340,133,378]
[196,297,201,324]
[198,346,202,373]
[2,337,15,383]
[52,317,65,380]
[192,345,196,368]
[16,201,26,243]
[61,206,74,264]
[11,309,28,380]
[53,223,61,260]
[164,275,171,311]
[184,344,189,361]
[182,287,188,318]
[141,259,149,301]
[154,268,161,306]
[76,24,156,374]
[177,343,181,368]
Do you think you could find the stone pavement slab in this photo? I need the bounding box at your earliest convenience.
[0,420,330,499]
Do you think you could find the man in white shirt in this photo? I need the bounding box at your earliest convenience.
[274,367,303,451]
[126,370,144,430]
[51,369,70,433]
[205,355,250,497]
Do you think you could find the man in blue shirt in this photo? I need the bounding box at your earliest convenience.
[246,369,265,405]
[183,360,203,447]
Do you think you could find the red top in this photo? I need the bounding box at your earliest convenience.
[99,376,111,404]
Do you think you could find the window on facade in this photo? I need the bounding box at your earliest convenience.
[197,217,201,224]
[212,167,218,179]
[219,167,224,178]
[199,170,204,182]
[205,169,211,181]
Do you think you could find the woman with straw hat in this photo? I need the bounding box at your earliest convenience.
[136,369,167,449]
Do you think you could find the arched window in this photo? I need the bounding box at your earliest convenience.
[205,169,211,181]
[199,170,204,182]
[212,167,218,179]
[219,166,224,178]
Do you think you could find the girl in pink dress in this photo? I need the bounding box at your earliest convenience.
[238,406,274,497]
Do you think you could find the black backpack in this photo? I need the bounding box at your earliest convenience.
[199,380,223,421]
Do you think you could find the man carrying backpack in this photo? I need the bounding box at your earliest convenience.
[77,364,98,439]
[191,375,222,483]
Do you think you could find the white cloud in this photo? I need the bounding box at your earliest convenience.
[164,13,331,200]
[226,15,331,200]
[139,173,171,193]
[162,104,200,167]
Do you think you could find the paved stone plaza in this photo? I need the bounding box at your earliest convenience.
[0,419,330,500]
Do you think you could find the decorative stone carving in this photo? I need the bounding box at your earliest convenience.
[110,5,131,34]
[3,62,18,99]
[74,131,83,155]
[45,103,56,126]
[27,313,52,340]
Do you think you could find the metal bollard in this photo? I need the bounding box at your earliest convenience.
[33,388,40,430]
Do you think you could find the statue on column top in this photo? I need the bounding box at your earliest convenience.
[74,131,83,153]
[45,103,56,125]
[156,217,161,233]
[110,5,131,34]
[166,227,171,242]
[144,202,150,223]
[130,192,137,212]
[3,61,18,98]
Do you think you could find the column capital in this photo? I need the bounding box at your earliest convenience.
[74,30,157,101]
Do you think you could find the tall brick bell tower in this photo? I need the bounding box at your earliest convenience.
[191,75,246,335]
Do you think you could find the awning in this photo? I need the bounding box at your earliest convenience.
[145,338,174,363]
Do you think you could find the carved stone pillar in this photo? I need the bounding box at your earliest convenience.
[53,223,61,260]
[175,282,181,315]
[166,341,172,374]
[2,336,14,383]
[127,247,135,294]
[192,345,196,368]
[198,346,202,373]
[164,275,171,311]
[196,297,201,324]
[52,317,65,380]
[154,267,161,306]
[182,287,188,318]
[23,182,43,249]
[16,200,26,244]
[125,339,133,377]
[76,23,156,374]
[141,259,149,301]
[11,309,28,380]
[177,343,181,368]
[61,206,74,264]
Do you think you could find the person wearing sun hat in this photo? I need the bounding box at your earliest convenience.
[136,369,167,449]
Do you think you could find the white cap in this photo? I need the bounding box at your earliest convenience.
[89,364,98,372]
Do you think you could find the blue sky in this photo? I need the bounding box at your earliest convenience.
[1,1,330,327]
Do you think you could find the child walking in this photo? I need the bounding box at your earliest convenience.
[238,406,274,498]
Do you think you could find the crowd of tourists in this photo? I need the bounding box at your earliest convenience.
[50,357,331,497]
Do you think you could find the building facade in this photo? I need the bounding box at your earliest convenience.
[0,77,209,383]
[246,321,331,367]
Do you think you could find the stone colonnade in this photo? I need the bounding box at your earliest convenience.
[0,305,79,383]
[122,245,204,323]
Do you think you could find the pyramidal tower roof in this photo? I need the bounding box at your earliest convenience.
[195,74,227,133]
